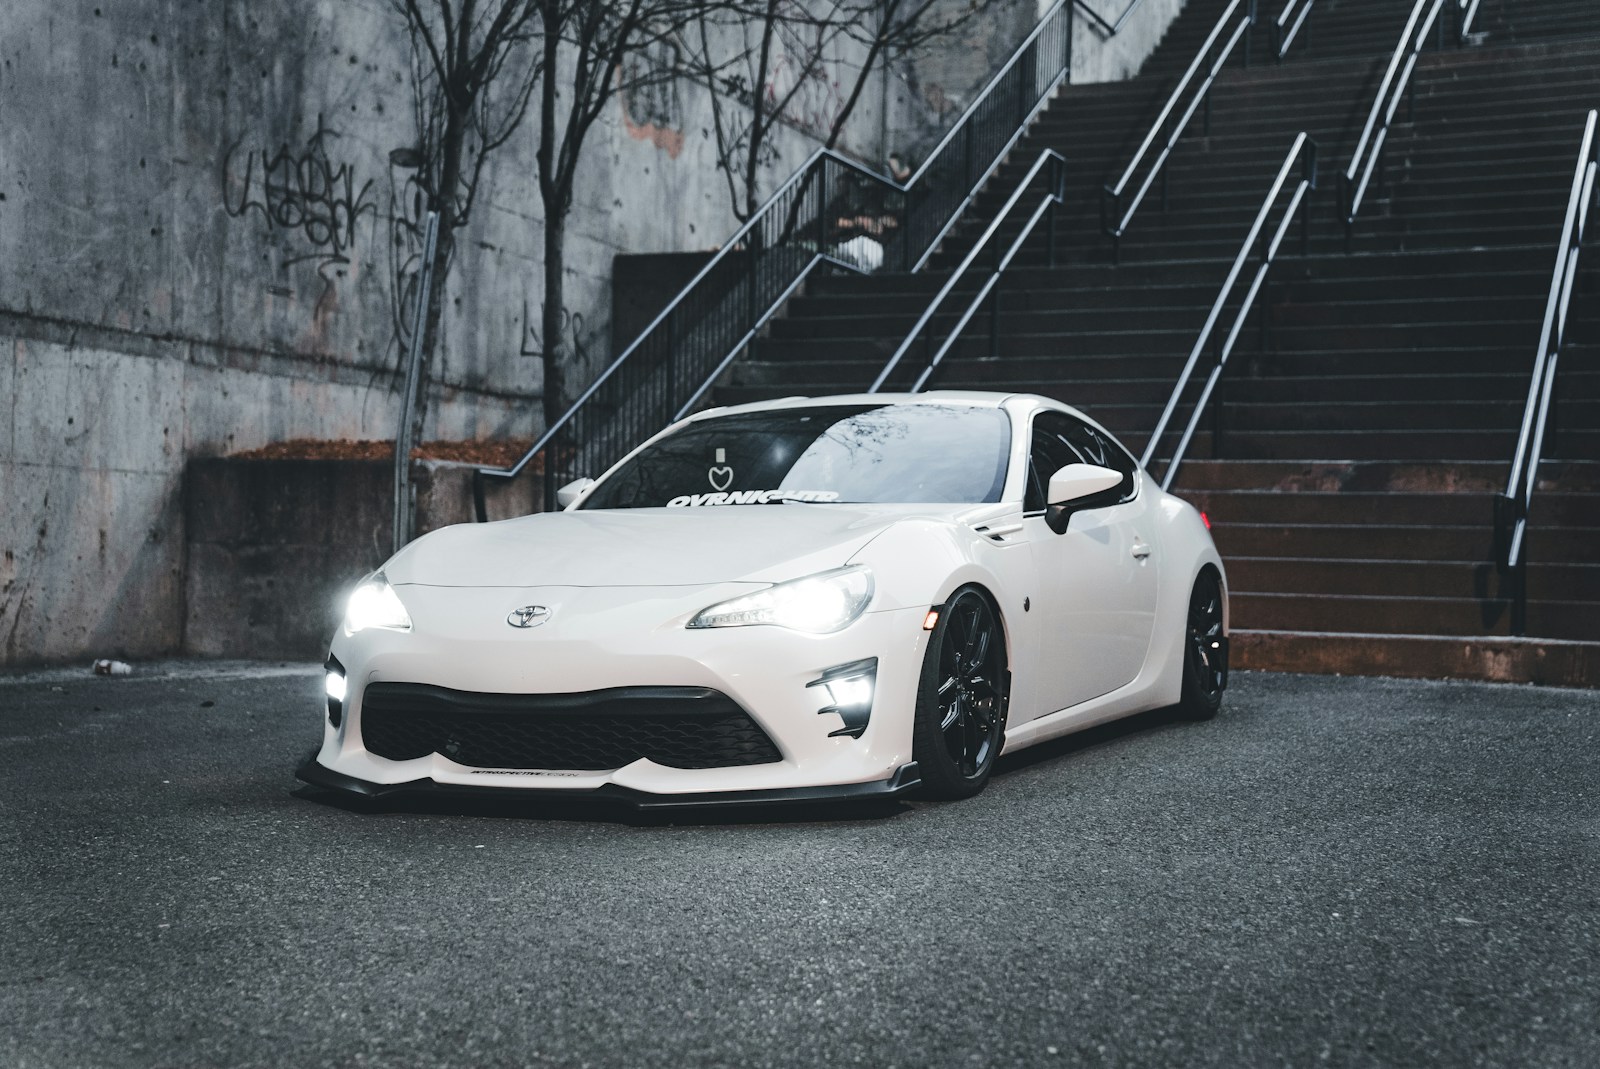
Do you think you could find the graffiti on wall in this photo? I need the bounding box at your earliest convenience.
[221,115,377,274]
[386,162,433,359]
[521,300,598,371]
[620,35,686,158]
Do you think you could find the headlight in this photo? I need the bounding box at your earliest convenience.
[343,573,413,634]
[688,565,873,634]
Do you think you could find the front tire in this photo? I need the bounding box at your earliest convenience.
[1177,569,1227,721]
[912,587,1008,800]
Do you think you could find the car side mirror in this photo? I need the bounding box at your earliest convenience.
[555,477,595,510]
[1045,463,1122,534]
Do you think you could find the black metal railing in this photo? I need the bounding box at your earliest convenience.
[473,0,1076,516]
[868,151,1067,394]
[1495,110,1597,636]
[1100,0,1258,263]
[1339,0,1464,250]
[1272,0,1317,61]
[1140,133,1319,489]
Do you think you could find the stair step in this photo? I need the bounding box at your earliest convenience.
[1174,459,1512,492]
[1230,630,1600,685]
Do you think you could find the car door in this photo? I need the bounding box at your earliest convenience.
[1021,410,1161,716]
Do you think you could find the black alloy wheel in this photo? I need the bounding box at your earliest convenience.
[1177,569,1227,720]
[913,587,1008,800]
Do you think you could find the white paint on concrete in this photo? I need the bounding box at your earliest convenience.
[1070,0,1187,84]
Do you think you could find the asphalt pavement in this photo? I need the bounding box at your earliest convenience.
[2,662,1597,1069]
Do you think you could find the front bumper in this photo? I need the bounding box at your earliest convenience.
[296,749,922,810]
[311,585,932,800]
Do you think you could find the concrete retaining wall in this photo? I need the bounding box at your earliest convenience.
[183,457,537,660]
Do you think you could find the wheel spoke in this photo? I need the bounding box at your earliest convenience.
[929,592,1008,784]
[940,695,962,733]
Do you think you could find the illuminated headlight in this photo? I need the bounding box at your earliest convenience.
[343,573,413,635]
[687,565,873,634]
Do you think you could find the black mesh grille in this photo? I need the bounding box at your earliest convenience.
[359,683,782,770]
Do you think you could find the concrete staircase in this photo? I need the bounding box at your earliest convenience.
[714,0,1600,684]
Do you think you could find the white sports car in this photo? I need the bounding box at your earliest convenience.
[297,392,1228,808]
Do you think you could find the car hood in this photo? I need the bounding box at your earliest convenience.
[385,505,977,588]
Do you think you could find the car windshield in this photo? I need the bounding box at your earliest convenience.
[578,403,1012,510]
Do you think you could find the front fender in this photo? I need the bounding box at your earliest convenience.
[848,519,1033,659]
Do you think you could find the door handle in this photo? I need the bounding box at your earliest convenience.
[1131,541,1152,560]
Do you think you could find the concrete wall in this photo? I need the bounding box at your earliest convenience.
[1069,0,1188,84]
[0,0,1173,667]
[184,457,537,659]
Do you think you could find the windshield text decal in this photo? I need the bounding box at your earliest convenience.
[666,490,841,507]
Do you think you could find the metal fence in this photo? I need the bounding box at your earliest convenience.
[474,0,1077,516]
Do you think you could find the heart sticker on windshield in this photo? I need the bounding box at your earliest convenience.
[707,465,734,490]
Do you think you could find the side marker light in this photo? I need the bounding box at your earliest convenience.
[922,609,940,631]
[1200,511,1212,530]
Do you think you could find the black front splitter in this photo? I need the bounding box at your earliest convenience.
[295,751,921,811]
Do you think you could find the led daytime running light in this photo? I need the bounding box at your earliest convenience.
[688,566,873,634]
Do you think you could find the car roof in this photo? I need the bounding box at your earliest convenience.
[685,390,1067,421]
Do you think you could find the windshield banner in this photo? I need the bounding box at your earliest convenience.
[665,490,841,507]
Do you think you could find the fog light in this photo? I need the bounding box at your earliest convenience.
[324,655,346,728]
[807,657,877,739]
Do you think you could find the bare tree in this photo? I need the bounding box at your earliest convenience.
[687,0,994,220]
[528,0,731,430]
[390,0,544,535]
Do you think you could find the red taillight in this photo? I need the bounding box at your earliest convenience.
[1201,511,1211,530]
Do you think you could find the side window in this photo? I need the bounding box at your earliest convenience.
[1024,410,1138,513]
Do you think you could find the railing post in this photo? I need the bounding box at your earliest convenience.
[471,470,488,523]
[990,289,1001,362]
[1241,0,1254,68]
[1065,0,1076,84]
[816,160,828,255]
[667,307,679,415]
[1212,376,1225,459]
[1510,558,1527,636]
[1047,162,1061,268]
[964,123,975,191]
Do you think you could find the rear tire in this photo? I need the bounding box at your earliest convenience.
[912,587,1008,800]
[1177,569,1227,721]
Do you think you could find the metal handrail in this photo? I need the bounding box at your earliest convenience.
[1101,0,1258,263]
[1272,0,1317,61]
[1496,110,1598,636]
[472,0,1077,516]
[1140,133,1319,489]
[1340,0,1451,250]
[1074,0,1154,38]
[869,151,1067,394]
[1457,0,1482,42]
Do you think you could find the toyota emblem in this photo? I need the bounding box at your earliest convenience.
[507,605,552,629]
